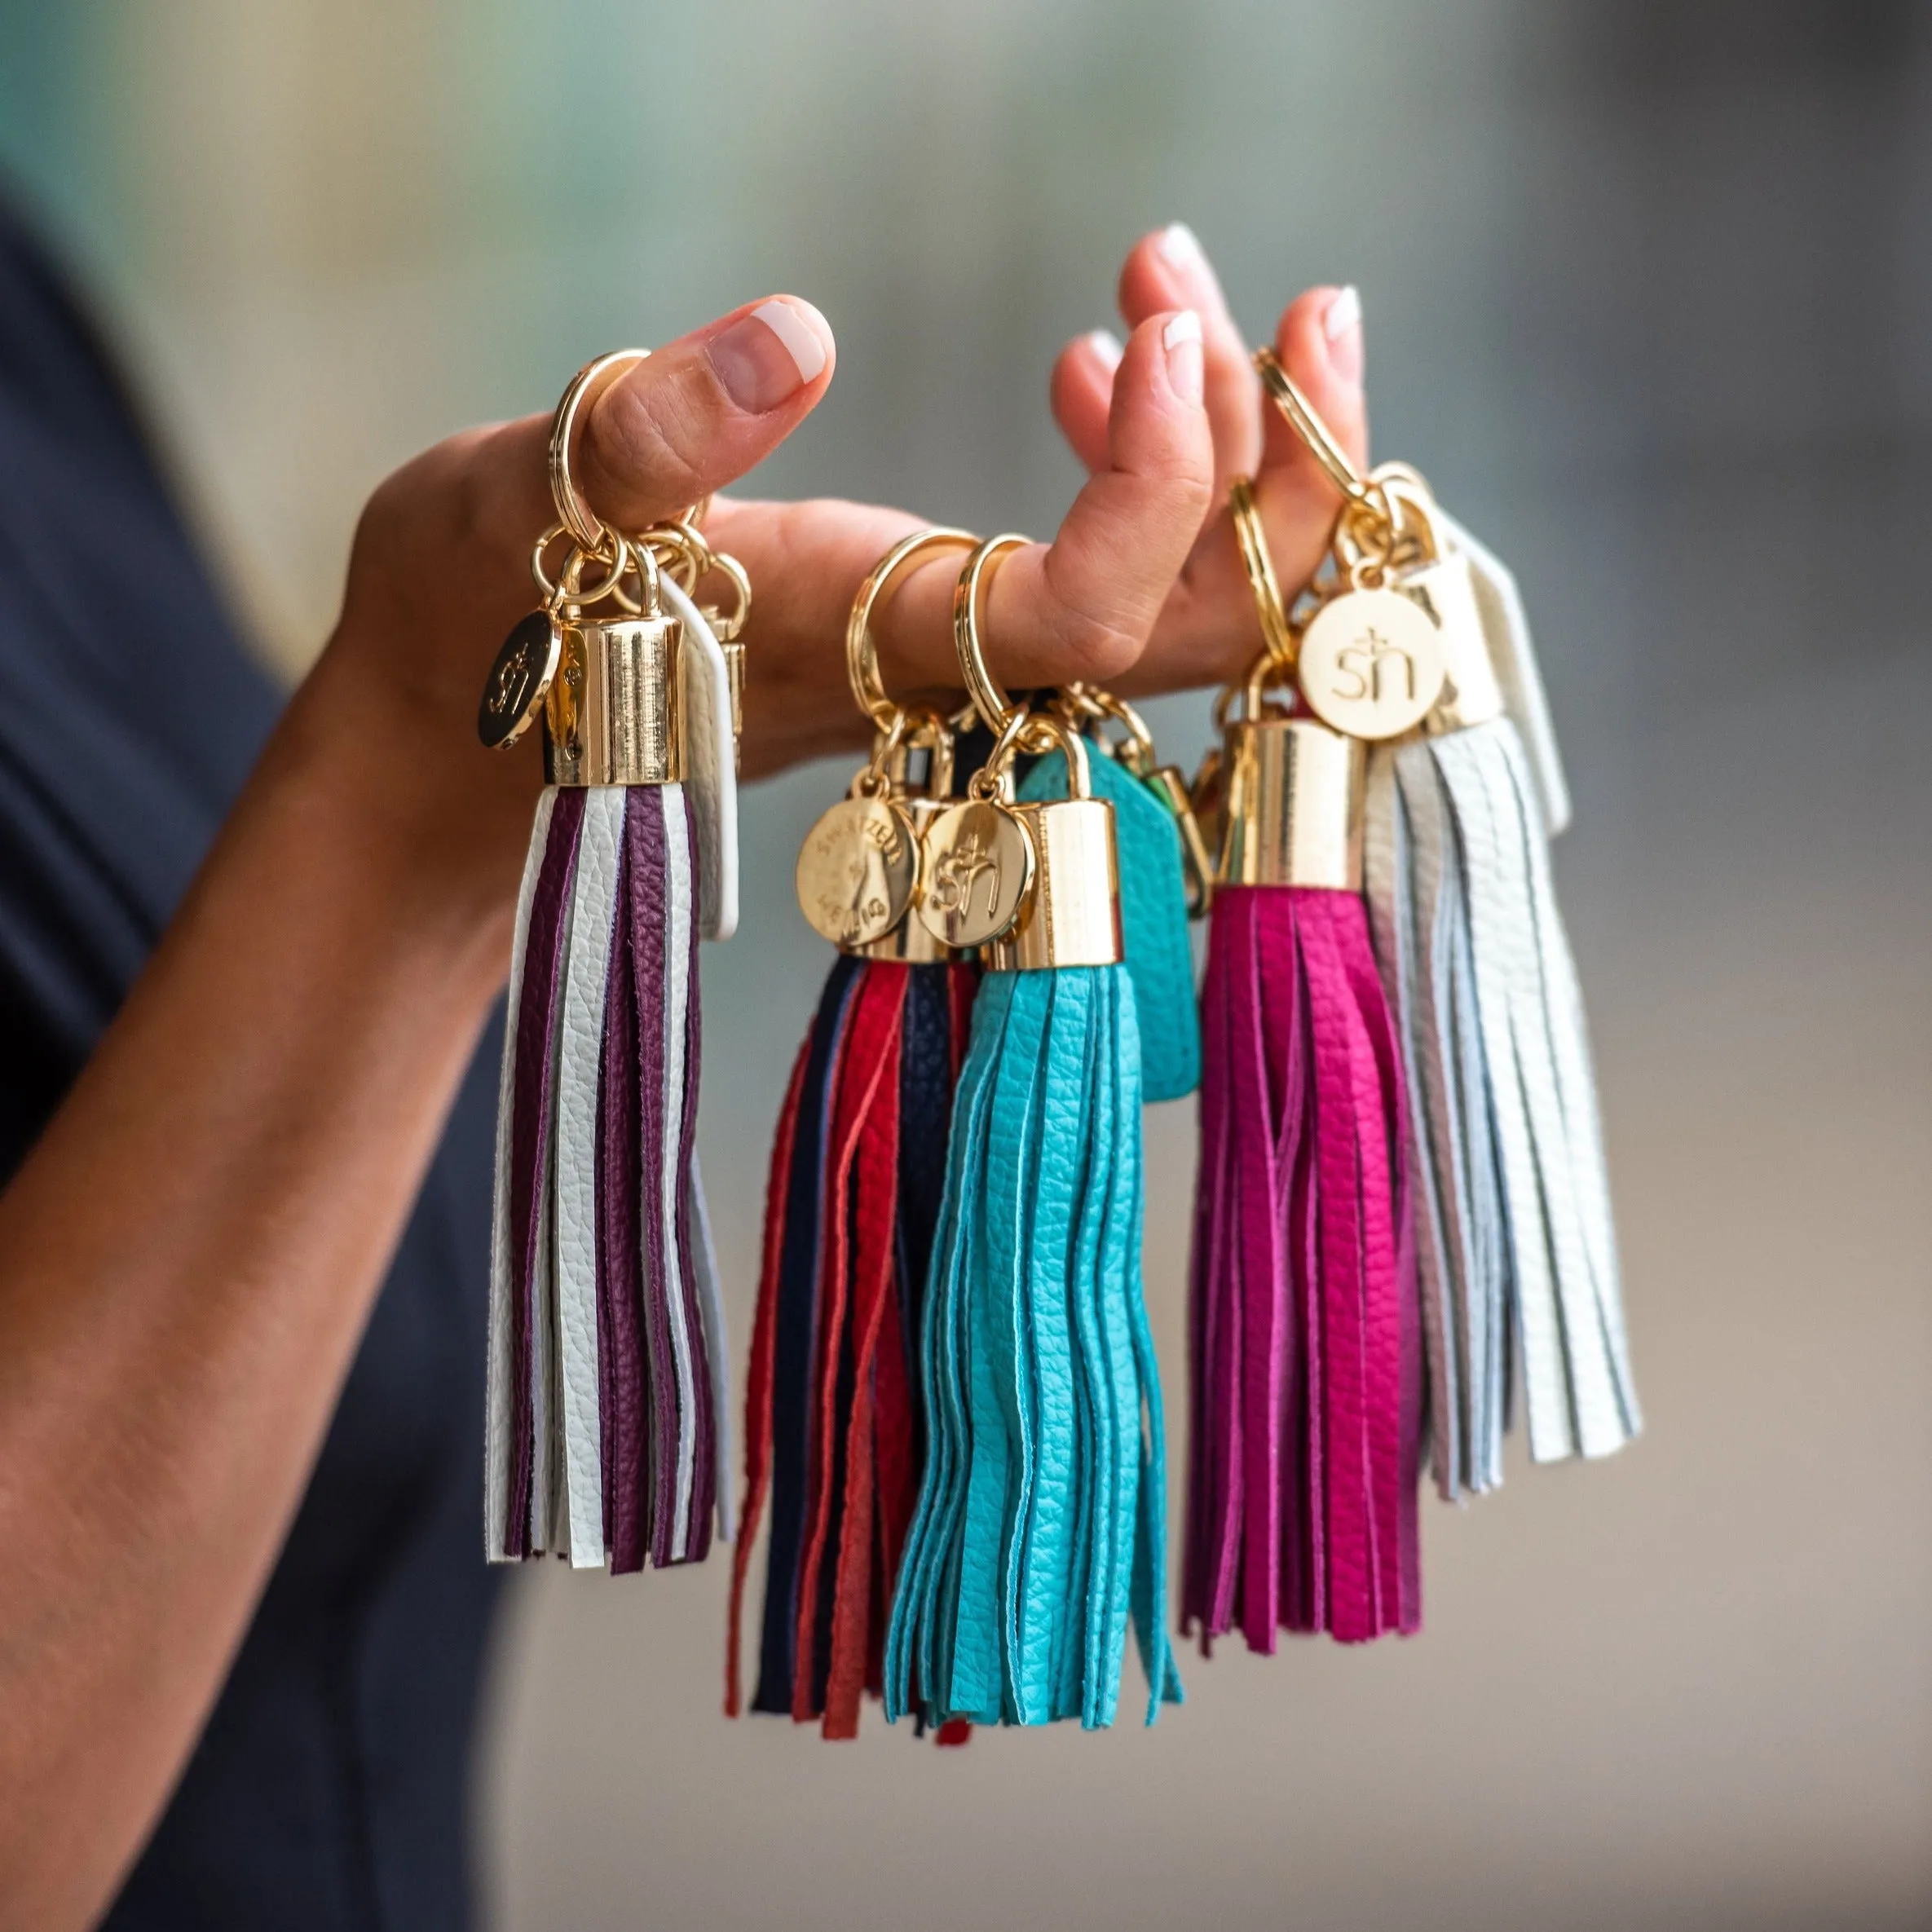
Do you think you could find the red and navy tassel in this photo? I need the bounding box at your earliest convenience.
[728,955,977,1737]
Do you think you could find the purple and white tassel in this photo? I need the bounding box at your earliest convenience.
[482,545,738,1569]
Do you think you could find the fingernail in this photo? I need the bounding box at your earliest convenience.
[708,297,829,411]
[1162,309,1205,406]
[1323,285,1364,386]
[1086,329,1124,372]
[1157,223,1206,274]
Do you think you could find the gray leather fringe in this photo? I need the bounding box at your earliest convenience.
[1365,720,1639,1498]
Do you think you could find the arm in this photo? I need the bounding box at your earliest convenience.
[0,245,1362,1928]
[0,289,1205,1930]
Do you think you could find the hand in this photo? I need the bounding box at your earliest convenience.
[301,289,1216,929]
[700,231,1368,756]
[1046,224,1370,695]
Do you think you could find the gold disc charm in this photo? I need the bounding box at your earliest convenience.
[1296,587,1446,741]
[795,795,919,950]
[479,610,561,749]
[915,799,1034,949]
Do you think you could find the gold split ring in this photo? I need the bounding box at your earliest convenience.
[845,527,977,734]
[1228,475,1295,667]
[1253,347,1365,500]
[549,350,650,554]
[951,533,1030,738]
[549,349,714,558]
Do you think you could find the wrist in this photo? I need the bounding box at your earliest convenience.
[262,645,536,991]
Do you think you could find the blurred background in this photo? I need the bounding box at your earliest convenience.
[3,1,1930,1927]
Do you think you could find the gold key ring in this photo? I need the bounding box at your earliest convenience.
[1254,346,1398,544]
[951,533,1030,741]
[549,351,650,554]
[1253,347,1363,500]
[845,526,977,734]
[1228,474,1295,668]
[549,348,714,558]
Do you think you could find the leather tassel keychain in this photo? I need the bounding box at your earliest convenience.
[728,529,981,1740]
[1257,352,1637,1497]
[1018,683,1208,1102]
[1184,480,1421,1651]
[481,351,739,1572]
[884,536,1182,1730]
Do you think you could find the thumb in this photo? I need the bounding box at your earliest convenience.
[571,297,836,528]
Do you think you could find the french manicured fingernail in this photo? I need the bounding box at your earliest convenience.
[1323,285,1364,386]
[1157,223,1208,278]
[708,297,830,411]
[1087,329,1124,372]
[1158,223,1229,307]
[1162,309,1205,405]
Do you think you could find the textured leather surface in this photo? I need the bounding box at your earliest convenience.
[596,803,648,1569]
[487,790,556,1560]
[554,788,624,1566]
[1435,510,1572,838]
[1365,747,1506,1498]
[690,1159,733,1542]
[1363,720,1635,1481]
[815,978,902,1736]
[628,785,678,1562]
[1184,885,1420,1648]
[886,964,1180,1727]
[495,787,584,1559]
[728,957,979,1736]
[657,783,704,1559]
[789,964,901,1725]
[489,782,724,1574]
[1021,748,1199,1101]
[750,956,860,1712]
[661,579,738,941]
[1431,726,1634,1462]
[726,1029,809,1717]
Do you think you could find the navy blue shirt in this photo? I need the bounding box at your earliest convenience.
[0,203,501,1930]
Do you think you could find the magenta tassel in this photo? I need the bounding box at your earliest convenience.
[1186,883,1421,1647]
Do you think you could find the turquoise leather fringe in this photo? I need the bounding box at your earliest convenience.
[884,964,1183,1727]
[1020,749,1199,1103]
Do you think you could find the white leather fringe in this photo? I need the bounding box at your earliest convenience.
[1365,721,1639,1498]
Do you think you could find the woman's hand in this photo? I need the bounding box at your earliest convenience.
[698,229,1367,764]
[306,240,1365,935]
[1048,226,1369,691]
[304,288,1219,933]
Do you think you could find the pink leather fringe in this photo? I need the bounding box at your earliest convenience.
[1185,884,1422,1647]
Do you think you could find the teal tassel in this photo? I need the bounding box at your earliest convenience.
[884,964,1182,1728]
[1020,750,1199,1102]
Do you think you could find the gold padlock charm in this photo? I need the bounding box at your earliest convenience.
[981,717,1123,973]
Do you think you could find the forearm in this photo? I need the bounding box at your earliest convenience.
[0,666,521,1930]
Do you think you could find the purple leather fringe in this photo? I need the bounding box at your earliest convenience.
[501,785,717,1568]
[504,787,585,1557]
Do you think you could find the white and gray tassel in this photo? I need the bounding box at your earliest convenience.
[1364,509,1639,1498]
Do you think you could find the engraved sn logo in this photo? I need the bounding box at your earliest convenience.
[1333,625,1416,704]
[487,637,534,716]
[927,830,1001,922]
